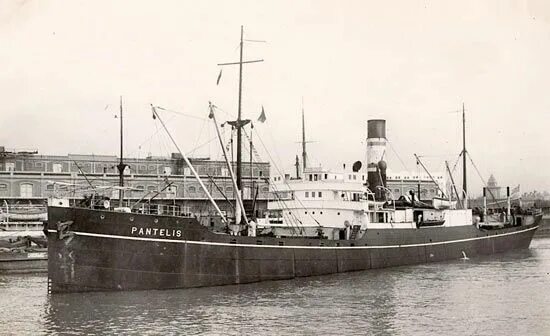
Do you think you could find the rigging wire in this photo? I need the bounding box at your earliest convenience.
[253,126,322,229]
[386,139,410,171]
[206,174,234,210]
[190,117,208,157]
[240,124,309,233]
[155,106,207,121]
[450,151,462,176]
[466,152,505,208]
[133,115,177,158]
[239,126,305,234]
[210,104,235,120]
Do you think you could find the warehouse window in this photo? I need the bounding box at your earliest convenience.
[20,183,33,198]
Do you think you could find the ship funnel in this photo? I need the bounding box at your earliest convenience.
[366,119,387,201]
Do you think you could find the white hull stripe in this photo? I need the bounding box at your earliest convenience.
[47,225,538,250]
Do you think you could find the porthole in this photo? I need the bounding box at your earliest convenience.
[129,217,134,222]
[154,219,159,223]
[100,215,105,220]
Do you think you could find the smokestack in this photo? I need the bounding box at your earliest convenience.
[366,119,387,201]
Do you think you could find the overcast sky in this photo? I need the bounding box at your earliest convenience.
[1,0,549,194]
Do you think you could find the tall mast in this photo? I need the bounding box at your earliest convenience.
[217,26,263,221]
[236,25,244,194]
[302,103,307,172]
[462,102,467,207]
[116,96,127,206]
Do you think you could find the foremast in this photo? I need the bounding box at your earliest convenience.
[116,96,128,207]
[217,26,263,222]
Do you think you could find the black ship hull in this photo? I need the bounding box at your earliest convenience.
[46,206,541,293]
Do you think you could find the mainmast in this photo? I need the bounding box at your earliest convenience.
[236,26,244,193]
[302,104,307,172]
[462,102,467,207]
[217,26,263,221]
[116,96,128,206]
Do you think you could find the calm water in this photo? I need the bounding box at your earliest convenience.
[1,238,550,336]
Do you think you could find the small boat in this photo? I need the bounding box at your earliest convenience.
[0,236,48,274]
[433,197,457,210]
[0,249,48,274]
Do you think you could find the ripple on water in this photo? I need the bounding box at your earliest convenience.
[1,238,549,335]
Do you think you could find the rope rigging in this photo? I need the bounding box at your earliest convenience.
[466,152,505,208]
[252,126,322,230]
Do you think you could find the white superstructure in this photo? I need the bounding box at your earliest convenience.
[259,165,475,239]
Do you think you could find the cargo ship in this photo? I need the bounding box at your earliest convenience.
[45,27,542,293]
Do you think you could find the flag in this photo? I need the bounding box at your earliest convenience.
[151,104,157,119]
[216,69,223,85]
[257,106,266,123]
[208,102,215,119]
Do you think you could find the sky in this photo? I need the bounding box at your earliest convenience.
[1,0,549,195]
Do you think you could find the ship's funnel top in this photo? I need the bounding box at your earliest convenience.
[366,119,387,201]
[367,119,386,139]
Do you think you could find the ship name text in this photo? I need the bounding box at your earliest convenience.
[131,226,182,238]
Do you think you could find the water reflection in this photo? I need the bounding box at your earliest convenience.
[4,239,546,335]
[43,269,407,335]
